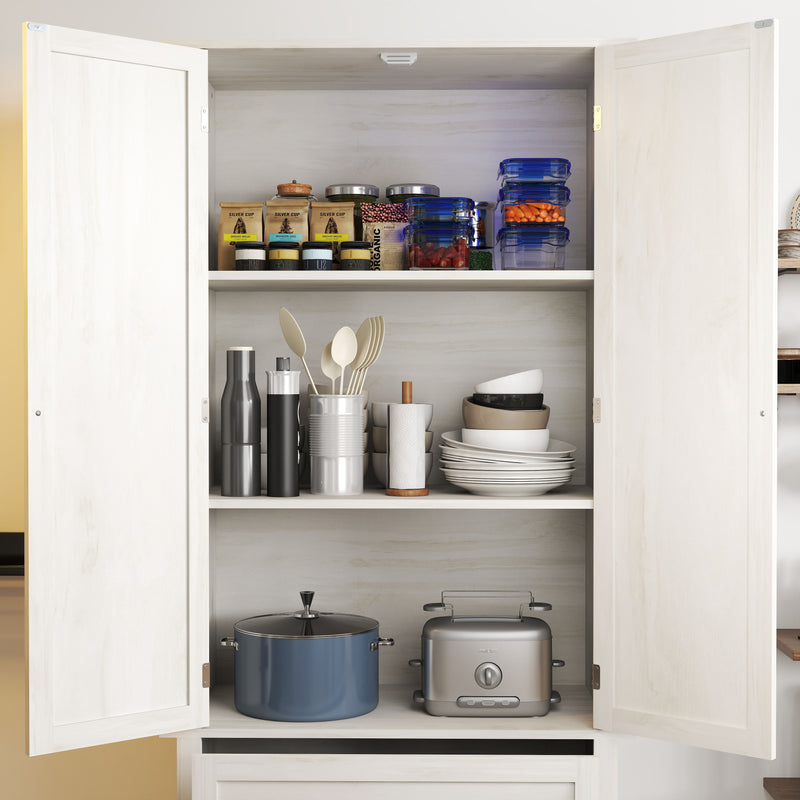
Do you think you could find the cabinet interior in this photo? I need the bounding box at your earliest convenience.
[205,44,597,733]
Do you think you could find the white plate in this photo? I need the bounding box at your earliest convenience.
[442,469,575,481]
[439,445,575,466]
[445,478,571,497]
[440,459,575,473]
[440,431,576,458]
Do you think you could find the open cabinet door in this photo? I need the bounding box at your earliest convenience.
[24,23,209,754]
[593,21,776,758]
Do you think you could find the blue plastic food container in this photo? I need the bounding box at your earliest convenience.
[497,226,570,270]
[405,221,472,269]
[404,197,475,223]
[498,185,571,226]
[497,158,571,184]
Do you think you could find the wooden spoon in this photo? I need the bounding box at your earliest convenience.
[330,326,358,394]
[279,307,318,394]
[345,318,374,395]
[320,341,338,394]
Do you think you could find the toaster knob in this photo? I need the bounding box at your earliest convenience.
[474,662,502,689]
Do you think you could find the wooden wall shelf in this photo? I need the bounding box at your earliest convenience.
[776,629,800,660]
[764,777,800,799]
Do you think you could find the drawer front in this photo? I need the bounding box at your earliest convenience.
[193,753,598,800]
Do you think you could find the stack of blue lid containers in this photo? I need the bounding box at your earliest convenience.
[496,158,571,270]
[404,197,475,269]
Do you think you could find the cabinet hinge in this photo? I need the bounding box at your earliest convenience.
[592,664,601,690]
[592,397,601,423]
[755,19,773,28]
[201,106,209,133]
[593,105,602,132]
[201,398,209,423]
[202,662,210,688]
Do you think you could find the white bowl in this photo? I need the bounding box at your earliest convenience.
[372,451,434,488]
[371,401,434,429]
[461,427,550,452]
[474,369,543,395]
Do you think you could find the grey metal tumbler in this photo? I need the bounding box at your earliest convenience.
[221,346,261,496]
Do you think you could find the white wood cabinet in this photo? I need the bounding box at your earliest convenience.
[24,17,776,798]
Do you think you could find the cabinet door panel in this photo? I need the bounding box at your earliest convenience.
[25,23,209,754]
[593,21,776,757]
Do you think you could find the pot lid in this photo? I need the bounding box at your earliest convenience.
[234,590,379,638]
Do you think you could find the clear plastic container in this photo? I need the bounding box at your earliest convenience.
[404,197,474,223]
[498,184,570,226]
[405,222,471,270]
[497,226,569,270]
[497,158,571,184]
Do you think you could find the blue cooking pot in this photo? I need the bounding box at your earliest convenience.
[222,590,394,722]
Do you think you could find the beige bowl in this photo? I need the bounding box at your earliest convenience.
[372,426,433,453]
[462,397,550,430]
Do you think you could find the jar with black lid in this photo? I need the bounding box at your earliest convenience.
[267,241,301,271]
[302,241,333,271]
[325,184,379,240]
[339,241,372,271]
[235,241,266,271]
[385,183,440,204]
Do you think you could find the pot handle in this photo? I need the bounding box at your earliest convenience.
[408,658,423,668]
[370,637,395,651]
[220,636,238,650]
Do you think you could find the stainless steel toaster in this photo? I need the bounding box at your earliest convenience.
[409,590,564,717]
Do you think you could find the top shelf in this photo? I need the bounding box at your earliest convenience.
[208,270,594,292]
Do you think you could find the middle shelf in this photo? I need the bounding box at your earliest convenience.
[209,484,593,510]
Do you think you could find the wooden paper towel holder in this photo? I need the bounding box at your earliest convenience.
[386,380,429,497]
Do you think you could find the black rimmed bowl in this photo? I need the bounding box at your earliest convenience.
[471,393,543,410]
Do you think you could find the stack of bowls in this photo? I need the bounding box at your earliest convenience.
[440,368,575,496]
[462,369,549,449]
[370,401,434,488]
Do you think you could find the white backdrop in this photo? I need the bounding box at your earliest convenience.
[3,2,800,797]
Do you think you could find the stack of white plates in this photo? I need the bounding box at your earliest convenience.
[439,430,576,497]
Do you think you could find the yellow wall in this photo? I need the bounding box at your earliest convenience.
[0,47,177,800]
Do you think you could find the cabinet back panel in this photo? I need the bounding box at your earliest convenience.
[210,290,588,486]
[211,89,588,270]
[210,509,587,686]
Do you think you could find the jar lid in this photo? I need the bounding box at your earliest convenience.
[340,241,371,249]
[234,591,378,639]
[302,241,333,251]
[386,183,440,198]
[326,184,380,198]
[268,241,300,250]
[234,241,266,250]
[276,180,312,196]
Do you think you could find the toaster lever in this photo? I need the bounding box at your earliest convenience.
[408,659,423,668]
[552,659,565,668]
[529,601,552,612]
[423,602,448,612]
[550,690,562,704]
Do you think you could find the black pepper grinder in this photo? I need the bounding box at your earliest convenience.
[266,356,300,497]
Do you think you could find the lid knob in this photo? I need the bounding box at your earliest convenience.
[295,590,319,619]
[276,356,290,371]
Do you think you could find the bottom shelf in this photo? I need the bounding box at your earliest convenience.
[764,778,800,800]
[199,683,594,740]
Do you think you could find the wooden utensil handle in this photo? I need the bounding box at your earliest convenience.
[402,381,412,404]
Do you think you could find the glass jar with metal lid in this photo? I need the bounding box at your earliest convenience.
[325,183,379,240]
[385,183,440,204]
[271,180,317,201]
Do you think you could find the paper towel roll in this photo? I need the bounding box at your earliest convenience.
[387,403,427,490]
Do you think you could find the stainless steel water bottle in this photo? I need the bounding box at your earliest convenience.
[266,356,300,497]
[221,346,261,496]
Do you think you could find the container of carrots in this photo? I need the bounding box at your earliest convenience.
[499,184,570,226]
